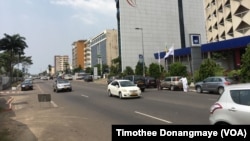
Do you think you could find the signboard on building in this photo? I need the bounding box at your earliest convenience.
[190,34,201,47]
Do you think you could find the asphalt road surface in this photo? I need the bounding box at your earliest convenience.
[0,79,220,141]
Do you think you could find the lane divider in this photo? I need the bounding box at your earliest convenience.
[81,94,89,98]
[135,111,172,124]
[6,96,15,110]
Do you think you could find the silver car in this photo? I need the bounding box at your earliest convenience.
[195,76,235,95]
[159,76,183,91]
[209,83,250,125]
[53,79,72,92]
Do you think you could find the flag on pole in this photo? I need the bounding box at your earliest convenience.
[164,44,174,58]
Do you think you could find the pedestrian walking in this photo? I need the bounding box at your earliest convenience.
[180,76,188,92]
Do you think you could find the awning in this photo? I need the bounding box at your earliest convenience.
[153,35,250,59]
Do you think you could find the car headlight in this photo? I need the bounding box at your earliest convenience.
[22,85,25,87]
[121,89,128,92]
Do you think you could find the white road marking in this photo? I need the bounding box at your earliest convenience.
[135,111,172,123]
[36,84,44,93]
[81,94,89,98]
[50,101,58,107]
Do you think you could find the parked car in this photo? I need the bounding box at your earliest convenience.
[53,79,72,92]
[40,76,48,80]
[159,76,183,91]
[64,74,73,80]
[123,75,146,92]
[107,80,141,99]
[84,75,93,82]
[21,79,33,91]
[145,76,157,88]
[209,83,250,125]
[195,76,235,95]
[107,76,119,84]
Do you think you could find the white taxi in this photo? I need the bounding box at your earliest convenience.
[107,79,141,99]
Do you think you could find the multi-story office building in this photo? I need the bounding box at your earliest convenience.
[84,40,92,69]
[205,0,250,42]
[89,29,118,69]
[54,55,69,73]
[115,0,206,72]
[71,30,118,73]
[202,0,250,70]
[72,40,86,70]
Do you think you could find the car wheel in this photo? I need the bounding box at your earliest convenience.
[108,90,112,97]
[170,85,175,91]
[218,87,224,95]
[119,92,123,99]
[55,88,58,93]
[196,86,203,93]
[141,88,145,92]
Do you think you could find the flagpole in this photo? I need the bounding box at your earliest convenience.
[166,58,168,73]
[158,51,161,72]
[172,43,174,63]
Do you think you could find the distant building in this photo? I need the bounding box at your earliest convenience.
[89,29,118,68]
[54,55,69,73]
[72,40,86,70]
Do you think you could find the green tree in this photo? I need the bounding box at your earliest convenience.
[197,59,217,81]
[168,62,187,76]
[135,61,147,75]
[240,46,250,82]
[85,67,92,74]
[48,64,52,76]
[123,66,134,75]
[0,33,28,81]
[72,65,83,74]
[148,63,163,78]
[64,62,69,74]
[109,57,121,76]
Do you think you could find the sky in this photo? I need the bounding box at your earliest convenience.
[0,0,117,74]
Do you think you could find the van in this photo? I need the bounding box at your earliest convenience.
[123,75,146,92]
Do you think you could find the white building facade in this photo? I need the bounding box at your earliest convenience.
[115,0,207,72]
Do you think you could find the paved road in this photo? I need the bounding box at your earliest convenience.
[0,79,205,141]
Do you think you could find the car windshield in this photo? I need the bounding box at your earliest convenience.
[120,81,136,87]
[23,80,31,84]
[57,79,69,84]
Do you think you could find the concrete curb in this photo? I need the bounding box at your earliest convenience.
[6,96,14,110]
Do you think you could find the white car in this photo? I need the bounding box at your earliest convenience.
[107,80,142,99]
[64,74,73,80]
[209,83,250,125]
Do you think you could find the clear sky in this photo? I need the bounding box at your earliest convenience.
[0,0,117,74]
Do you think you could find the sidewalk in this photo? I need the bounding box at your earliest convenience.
[94,78,107,84]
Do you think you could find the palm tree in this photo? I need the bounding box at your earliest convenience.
[48,64,52,76]
[64,62,69,74]
[0,33,28,81]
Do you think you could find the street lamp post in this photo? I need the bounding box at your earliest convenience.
[135,27,145,77]
[17,49,21,82]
